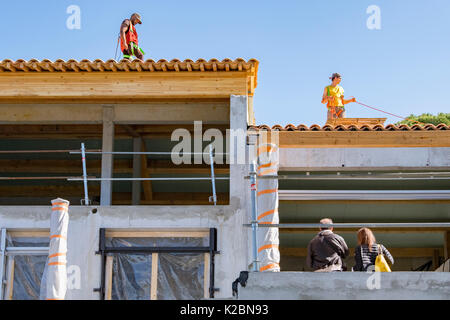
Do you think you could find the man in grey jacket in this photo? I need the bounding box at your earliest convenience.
[306,218,349,272]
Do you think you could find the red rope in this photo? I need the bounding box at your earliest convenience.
[354,101,408,120]
[351,99,426,125]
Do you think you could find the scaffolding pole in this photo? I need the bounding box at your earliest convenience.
[67,177,229,181]
[209,145,217,206]
[0,177,90,181]
[0,228,6,300]
[5,247,49,256]
[250,162,259,272]
[70,151,228,155]
[81,143,90,205]
[0,149,100,154]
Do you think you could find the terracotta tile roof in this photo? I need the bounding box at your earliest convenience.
[248,123,450,131]
[0,58,258,74]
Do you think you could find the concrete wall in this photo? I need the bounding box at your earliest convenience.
[280,147,450,170]
[0,204,248,299]
[0,95,251,300]
[237,272,450,300]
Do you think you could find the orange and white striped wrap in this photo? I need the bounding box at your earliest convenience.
[256,143,280,272]
[46,198,69,300]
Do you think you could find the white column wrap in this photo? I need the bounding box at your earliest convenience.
[256,144,280,272]
[46,198,69,300]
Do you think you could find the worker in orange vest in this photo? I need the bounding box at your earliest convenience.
[321,73,356,120]
[120,13,145,61]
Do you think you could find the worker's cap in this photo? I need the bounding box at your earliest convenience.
[131,13,142,24]
[330,73,341,80]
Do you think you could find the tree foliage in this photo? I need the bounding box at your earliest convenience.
[396,113,450,126]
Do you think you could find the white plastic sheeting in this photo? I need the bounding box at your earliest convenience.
[111,253,152,300]
[157,253,204,300]
[40,198,69,300]
[107,237,206,300]
[6,236,48,300]
[256,143,280,272]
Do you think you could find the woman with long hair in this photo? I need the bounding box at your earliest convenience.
[354,228,394,271]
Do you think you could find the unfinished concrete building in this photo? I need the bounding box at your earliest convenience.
[0,58,449,300]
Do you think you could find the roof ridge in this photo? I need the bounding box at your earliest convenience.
[248,123,450,131]
[0,58,259,73]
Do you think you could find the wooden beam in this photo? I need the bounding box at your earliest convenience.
[105,230,209,238]
[281,247,444,258]
[104,256,114,300]
[121,125,141,138]
[445,231,450,260]
[100,106,114,206]
[132,137,142,205]
[326,118,387,126]
[277,131,450,148]
[0,124,103,138]
[433,249,441,270]
[150,253,158,300]
[0,72,247,101]
[0,102,230,124]
[5,257,15,300]
[204,253,210,299]
[141,140,153,201]
[8,230,50,238]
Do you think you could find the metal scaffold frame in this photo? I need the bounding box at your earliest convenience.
[0,143,229,206]
[246,162,450,272]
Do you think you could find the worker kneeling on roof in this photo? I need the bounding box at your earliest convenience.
[321,73,356,120]
[120,13,145,61]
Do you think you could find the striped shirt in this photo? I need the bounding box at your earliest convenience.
[354,244,394,271]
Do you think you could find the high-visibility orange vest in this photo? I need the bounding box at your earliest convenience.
[120,22,138,51]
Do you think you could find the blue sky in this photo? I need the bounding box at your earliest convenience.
[1,0,449,126]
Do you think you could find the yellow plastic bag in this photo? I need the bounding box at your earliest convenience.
[375,244,391,272]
